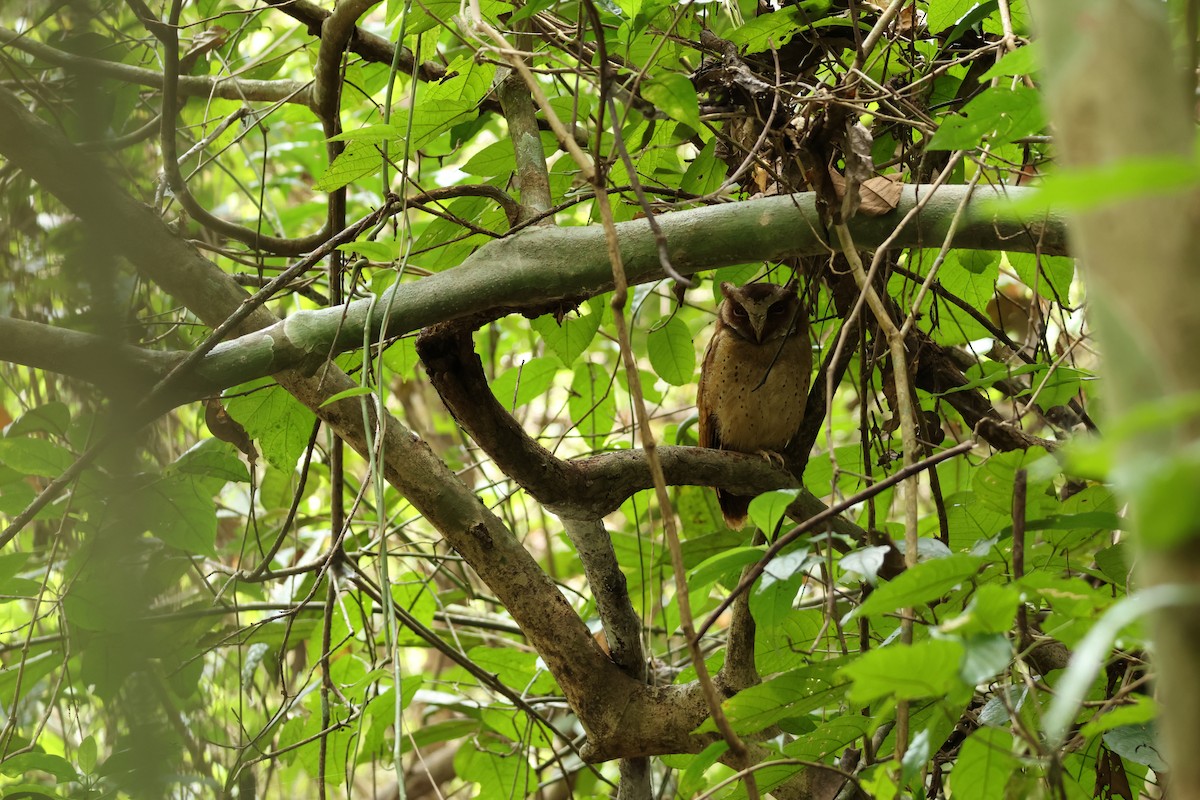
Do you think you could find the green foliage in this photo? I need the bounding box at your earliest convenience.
[0,0,1173,797]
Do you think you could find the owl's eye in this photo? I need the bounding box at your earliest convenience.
[732,306,748,318]
[769,304,787,315]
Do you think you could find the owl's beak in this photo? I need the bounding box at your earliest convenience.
[750,315,768,343]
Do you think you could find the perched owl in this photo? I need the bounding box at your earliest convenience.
[697,280,811,529]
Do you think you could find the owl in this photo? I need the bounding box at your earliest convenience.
[697,280,811,530]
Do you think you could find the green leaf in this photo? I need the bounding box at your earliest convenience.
[568,362,616,446]
[338,239,396,261]
[1081,695,1157,738]
[843,639,966,704]
[313,140,380,192]
[391,572,436,643]
[169,438,250,483]
[647,316,695,386]
[382,337,419,377]
[0,751,79,782]
[489,357,559,411]
[6,401,70,438]
[748,490,796,536]
[681,139,724,196]
[0,436,74,478]
[677,740,730,799]
[531,302,603,365]
[135,476,218,556]
[853,554,983,619]
[942,584,1019,636]
[727,1,832,53]
[945,492,1008,550]
[454,733,535,800]
[642,74,702,131]
[926,0,980,32]
[320,385,375,406]
[688,546,763,590]
[696,662,848,734]
[928,85,1044,150]
[78,734,98,773]
[978,42,1040,80]
[951,728,1016,800]
[225,379,316,472]
[958,633,1011,684]
[1104,724,1166,772]
[1006,252,1074,303]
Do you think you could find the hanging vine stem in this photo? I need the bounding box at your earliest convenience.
[832,222,921,763]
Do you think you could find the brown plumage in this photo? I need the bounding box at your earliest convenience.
[697,280,811,529]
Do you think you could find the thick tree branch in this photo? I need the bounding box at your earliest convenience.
[0,26,312,106]
[140,184,1067,396]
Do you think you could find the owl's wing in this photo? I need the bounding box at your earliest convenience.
[697,338,723,451]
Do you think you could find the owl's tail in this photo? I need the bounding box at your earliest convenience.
[717,490,751,530]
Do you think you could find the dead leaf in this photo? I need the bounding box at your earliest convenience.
[858,174,903,216]
[204,398,257,462]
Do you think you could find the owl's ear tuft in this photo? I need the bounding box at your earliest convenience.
[719,281,736,297]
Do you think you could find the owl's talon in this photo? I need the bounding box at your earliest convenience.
[756,449,786,468]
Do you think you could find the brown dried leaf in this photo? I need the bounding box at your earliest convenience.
[858,174,903,217]
[204,398,257,461]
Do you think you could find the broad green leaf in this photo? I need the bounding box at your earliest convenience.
[688,545,762,590]
[391,572,436,641]
[467,647,556,696]
[647,315,696,386]
[751,547,812,630]
[489,357,559,411]
[941,584,1019,636]
[843,639,966,704]
[677,741,729,800]
[951,728,1016,800]
[6,401,70,438]
[531,302,603,365]
[958,633,1011,684]
[945,492,1008,550]
[927,0,987,34]
[135,475,218,556]
[1104,724,1166,772]
[455,733,535,800]
[0,751,79,782]
[1006,252,1074,303]
[383,337,419,377]
[936,250,999,318]
[314,139,380,192]
[748,490,796,536]
[928,85,1044,150]
[1081,695,1157,738]
[0,436,74,478]
[853,554,983,619]
[978,42,1040,80]
[727,1,832,53]
[568,362,616,446]
[225,378,316,472]
[696,662,848,734]
[169,438,250,483]
[681,139,724,196]
[338,239,396,261]
[642,74,701,131]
